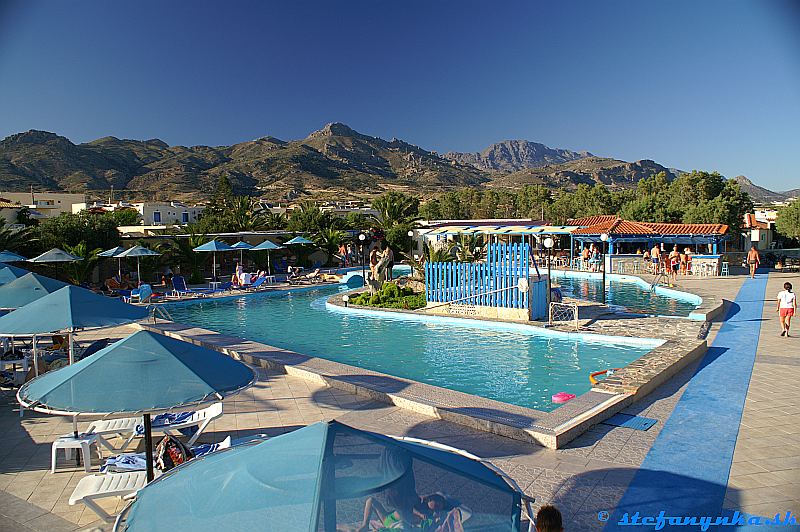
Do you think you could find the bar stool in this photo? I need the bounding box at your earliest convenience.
[720,262,729,276]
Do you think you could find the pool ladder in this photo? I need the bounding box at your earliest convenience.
[149,305,174,323]
[650,272,668,292]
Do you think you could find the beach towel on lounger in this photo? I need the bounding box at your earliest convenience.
[135,411,197,437]
[101,439,229,473]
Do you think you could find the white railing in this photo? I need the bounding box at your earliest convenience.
[548,301,579,330]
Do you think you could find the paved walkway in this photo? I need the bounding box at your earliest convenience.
[724,272,800,518]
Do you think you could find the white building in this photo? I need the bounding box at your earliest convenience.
[74,201,204,225]
[1,192,86,218]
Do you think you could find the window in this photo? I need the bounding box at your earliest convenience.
[182,212,189,223]
[153,211,161,223]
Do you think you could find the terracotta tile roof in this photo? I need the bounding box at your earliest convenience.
[743,213,768,230]
[642,223,728,235]
[567,215,618,227]
[571,218,728,236]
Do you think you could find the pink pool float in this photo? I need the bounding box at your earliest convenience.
[552,391,576,404]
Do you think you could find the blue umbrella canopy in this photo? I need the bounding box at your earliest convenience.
[250,239,284,251]
[17,330,255,415]
[98,246,126,257]
[0,272,69,309]
[283,236,315,245]
[121,420,523,532]
[0,250,27,262]
[0,284,148,335]
[0,264,29,285]
[193,240,234,252]
[28,248,82,263]
[230,241,253,250]
[117,245,161,258]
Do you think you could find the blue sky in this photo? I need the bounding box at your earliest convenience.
[1,0,798,190]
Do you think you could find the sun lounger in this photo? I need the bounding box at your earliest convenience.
[125,284,154,304]
[86,402,224,452]
[170,275,210,298]
[289,268,323,285]
[245,276,268,291]
[69,470,149,522]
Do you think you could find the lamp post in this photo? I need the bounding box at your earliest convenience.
[342,294,349,308]
[600,233,609,304]
[407,229,415,260]
[543,237,554,306]
[358,233,367,287]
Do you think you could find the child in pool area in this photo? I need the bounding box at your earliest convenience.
[777,282,796,337]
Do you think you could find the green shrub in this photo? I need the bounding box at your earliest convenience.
[381,282,400,299]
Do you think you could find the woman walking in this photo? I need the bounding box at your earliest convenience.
[777,282,796,337]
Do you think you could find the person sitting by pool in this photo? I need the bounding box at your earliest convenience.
[535,505,563,532]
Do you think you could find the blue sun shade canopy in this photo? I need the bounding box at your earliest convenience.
[284,236,315,245]
[28,248,83,263]
[231,241,253,250]
[0,264,29,285]
[18,330,256,414]
[98,246,126,258]
[123,420,522,532]
[0,285,148,334]
[0,272,69,309]
[0,250,27,262]
[193,240,234,252]
[117,245,161,258]
[250,240,284,251]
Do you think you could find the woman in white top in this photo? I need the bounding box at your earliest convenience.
[777,282,796,337]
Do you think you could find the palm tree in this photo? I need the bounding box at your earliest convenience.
[263,212,288,230]
[450,234,486,263]
[226,197,270,232]
[170,225,208,284]
[62,241,101,285]
[402,241,451,279]
[288,201,342,232]
[313,227,347,266]
[0,222,34,253]
[371,191,420,230]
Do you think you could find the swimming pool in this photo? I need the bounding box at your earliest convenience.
[551,271,701,317]
[165,285,658,412]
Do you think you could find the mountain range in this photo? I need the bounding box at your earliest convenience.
[0,124,793,203]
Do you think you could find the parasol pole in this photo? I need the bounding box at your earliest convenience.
[68,330,75,365]
[213,252,217,283]
[118,257,122,279]
[32,335,38,377]
[137,257,142,286]
[267,250,271,276]
[144,413,155,482]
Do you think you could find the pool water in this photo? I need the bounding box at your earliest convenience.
[553,273,699,317]
[166,285,654,412]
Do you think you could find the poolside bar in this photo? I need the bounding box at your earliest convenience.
[568,217,730,275]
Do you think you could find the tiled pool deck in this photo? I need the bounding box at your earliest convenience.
[1,271,797,530]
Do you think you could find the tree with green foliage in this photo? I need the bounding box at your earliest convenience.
[776,200,800,241]
[371,191,420,229]
[313,227,347,265]
[107,208,141,226]
[619,195,682,223]
[35,212,120,253]
[0,222,35,254]
[682,180,752,235]
[515,185,552,220]
[343,211,372,230]
[62,241,102,285]
[263,212,288,230]
[287,201,340,233]
[170,225,209,284]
